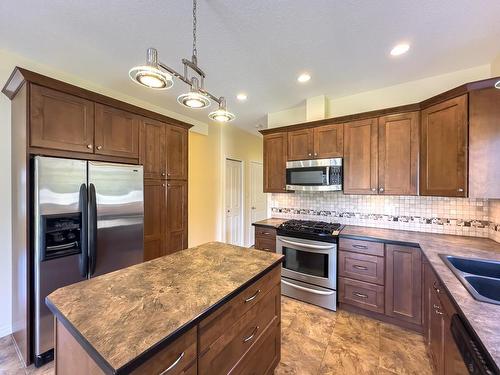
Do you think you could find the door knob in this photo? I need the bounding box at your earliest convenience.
[227,210,231,213]
[251,206,256,209]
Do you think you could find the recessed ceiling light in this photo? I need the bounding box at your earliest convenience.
[237,93,247,101]
[297,73,311,83]
[390,43,410,56]
[495,80,500,89]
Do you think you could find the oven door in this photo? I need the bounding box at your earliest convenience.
[276,235,336,289]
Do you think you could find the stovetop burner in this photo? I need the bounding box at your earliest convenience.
[277,220,343,243]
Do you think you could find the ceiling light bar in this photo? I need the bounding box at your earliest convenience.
[128,0,235,121]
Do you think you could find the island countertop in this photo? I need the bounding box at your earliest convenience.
[340,225,500,370]
[46,242,283,374]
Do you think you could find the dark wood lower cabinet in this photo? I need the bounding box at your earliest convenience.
[424,262,469,375]
[385,245,422,325]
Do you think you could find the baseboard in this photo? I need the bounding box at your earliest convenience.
[0,323,12,338]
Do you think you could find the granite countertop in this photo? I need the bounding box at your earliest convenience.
[46,242,283,374]
[252,218,288,228]
[340,225,500,369]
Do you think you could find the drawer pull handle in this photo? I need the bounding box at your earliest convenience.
[353,265,368,270]
[262,232,271,235]
[352,244,368,250]
[245,289,261,303]
[353,292,368,299]
[243,326,259,343]
[159,352,184,374]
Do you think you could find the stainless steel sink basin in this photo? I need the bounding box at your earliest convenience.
[440,255,500,305]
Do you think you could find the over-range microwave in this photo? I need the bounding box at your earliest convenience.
[286,158,342,191]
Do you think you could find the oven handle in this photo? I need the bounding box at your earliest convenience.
[279,238,336,250]
[281,279,336,296]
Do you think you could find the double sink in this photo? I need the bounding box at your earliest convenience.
[440,255,500,305]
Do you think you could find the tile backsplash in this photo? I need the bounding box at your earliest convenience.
[270,192,500,242]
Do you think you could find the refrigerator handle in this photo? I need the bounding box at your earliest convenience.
[89,183,98,276]
[78,184,89,278]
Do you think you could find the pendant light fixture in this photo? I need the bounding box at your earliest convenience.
[128,0,235,122]
[209,97,235,122]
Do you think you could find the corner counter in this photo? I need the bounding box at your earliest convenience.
[47,242,283,374]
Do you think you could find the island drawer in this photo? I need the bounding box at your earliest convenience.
[199,285,280,374]
[198,266,280,352]
[338,277,385,314]
[339,238,385,257]
[338,251,385,285]
[131,326,197,375]
[229,319,280,375]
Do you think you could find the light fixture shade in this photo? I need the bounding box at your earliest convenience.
[209,108,235,122]
[129,65,173,90]
[495,80,500,89]
[177,91,211,109]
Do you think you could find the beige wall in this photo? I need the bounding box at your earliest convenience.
[268,64,492,127]
[188,123,221,247]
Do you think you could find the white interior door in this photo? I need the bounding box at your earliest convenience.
[225,159,243,246]
[249,161,267,245]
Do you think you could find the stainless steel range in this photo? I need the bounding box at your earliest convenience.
[276,220,343,311]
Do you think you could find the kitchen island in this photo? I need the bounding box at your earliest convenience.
[46,242,283,374]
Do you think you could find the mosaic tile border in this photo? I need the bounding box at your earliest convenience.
[271,207,500,231]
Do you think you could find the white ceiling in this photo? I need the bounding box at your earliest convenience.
[1,0,500,133]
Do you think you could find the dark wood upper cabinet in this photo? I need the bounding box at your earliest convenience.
[140,118,167,180]
[263,132,287,193]
[94,103,140,159]
[420,95,468,197]
[469,88,500,199]
[385,245,422,325]
[378,112,419,195]
[165,180,188,255]
[166,125,188,180]
[313,123,343,158]
[30,84,95,153]
[287,129,313,160]
[143,179,165,261]
[343,118,378,194]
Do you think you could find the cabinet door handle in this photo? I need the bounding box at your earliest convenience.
[458,188,464,192]
[434,309,444,316]
[159,352,184,374]
[379,187,384,192]
[371,188,377,192]
[353,292,368,299]
[244,289,261,303]
[87,144,93,149]
[353,265,368,270]
[243,326,259,343]
[96,145,103,150]
[432,281,441,294]
[352,244,368,250]
[161,172,166,177]
[433,304,441,309]
[314,152,318,157]
[308,153,312,157]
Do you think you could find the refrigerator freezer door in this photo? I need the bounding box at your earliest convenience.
[88,161,144,277]
[33,156,88,360]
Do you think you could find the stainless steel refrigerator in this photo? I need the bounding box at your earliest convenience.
[33,156,144,366]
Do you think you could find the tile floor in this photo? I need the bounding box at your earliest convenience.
[0,297,433,375]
